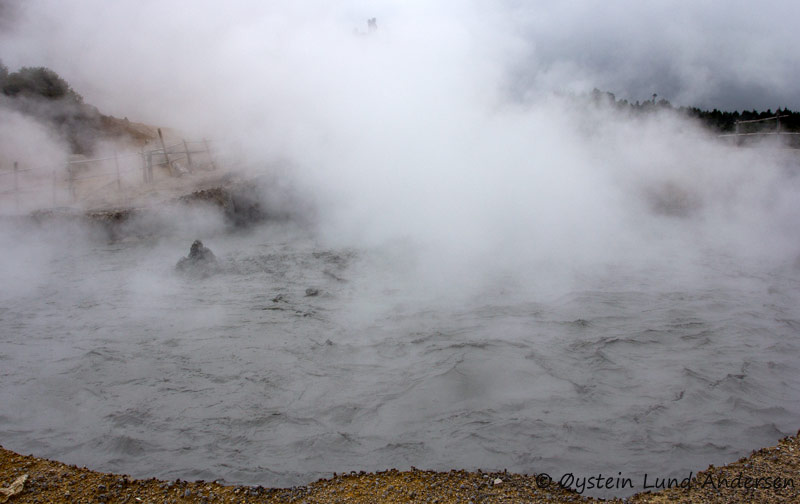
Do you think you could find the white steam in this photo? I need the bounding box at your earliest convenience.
[2,4,800,492]
[1,1,799,300]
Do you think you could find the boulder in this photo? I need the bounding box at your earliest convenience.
[176,240,219,275]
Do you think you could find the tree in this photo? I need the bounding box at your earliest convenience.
[2,66,83,102]
[0,60,8,87]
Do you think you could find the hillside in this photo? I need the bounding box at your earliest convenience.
[0,63,158,155]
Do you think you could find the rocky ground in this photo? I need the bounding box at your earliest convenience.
[1,432,798,503]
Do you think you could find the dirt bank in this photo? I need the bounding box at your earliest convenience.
[12,176,281,242]
[1,432,798,503]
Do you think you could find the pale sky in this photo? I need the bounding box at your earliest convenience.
[1,0,798,117]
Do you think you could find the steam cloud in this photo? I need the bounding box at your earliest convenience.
[1,0,799,301]
[2,4,800,492]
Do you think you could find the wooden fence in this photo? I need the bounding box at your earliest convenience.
[718,114,800,147]
[0,130,218,213]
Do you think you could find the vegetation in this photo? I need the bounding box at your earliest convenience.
[589,88,800,134]
[0,61,108,154]
[1,65,83,102]
[1,58,797,154]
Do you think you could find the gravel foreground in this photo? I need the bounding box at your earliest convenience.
[1,433,798,503]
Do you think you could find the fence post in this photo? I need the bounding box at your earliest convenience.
[183,140,194,173]
[114,151,122,192]
[13,161,20,212]
[146,151,154,184]
[68,163,76,202]
[140,147,147,184]
[204,138,217,170]
[158,128,172,176]
[149,152,155,183]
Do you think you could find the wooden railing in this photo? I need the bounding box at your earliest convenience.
[0,133,219,213]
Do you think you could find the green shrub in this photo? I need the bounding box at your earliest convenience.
[2,66,82,103]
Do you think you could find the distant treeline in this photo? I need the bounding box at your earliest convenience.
[2,60,797,152]
[590,88,800,134]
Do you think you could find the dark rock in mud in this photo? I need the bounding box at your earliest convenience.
[176,240,219,276]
